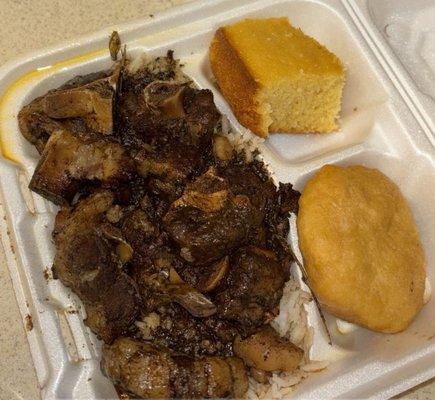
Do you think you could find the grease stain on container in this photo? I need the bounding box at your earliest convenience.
[43,268,51,281]
[0,48,105,164]
[25,314,33,332]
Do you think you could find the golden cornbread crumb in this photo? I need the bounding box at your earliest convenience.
[209,18,345,137]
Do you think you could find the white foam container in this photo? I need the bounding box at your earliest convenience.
[0,0,434,398]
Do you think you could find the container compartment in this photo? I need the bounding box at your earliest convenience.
[0,1,434,399]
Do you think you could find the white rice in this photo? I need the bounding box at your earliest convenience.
[224,122,326,399]
[126,52,189,83]
[246,276,329,399]
[221,115,265,163]
[248,279,310,400]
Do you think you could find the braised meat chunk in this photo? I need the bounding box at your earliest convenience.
[53,191,140,342]
[30,130,135,205]
[18,101,64,153]
[19,49,304,399]
[163,167,262,265]
[215,246,288,331]
[101,337,248,399]
[118,56,219,203]
[219,157,276,218]
[132,87,219,201]
[18,65,121,153]
[84,272,140,343]
[233,326,303,372]
[42,78,114,134]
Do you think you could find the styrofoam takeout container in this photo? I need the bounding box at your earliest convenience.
[0,0,434,398]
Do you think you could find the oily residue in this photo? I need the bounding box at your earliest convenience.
[43,267,50,281]
[25,314,33,331]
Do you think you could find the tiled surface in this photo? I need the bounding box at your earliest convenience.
[0,1,433,399]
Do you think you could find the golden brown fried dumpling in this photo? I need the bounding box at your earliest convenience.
[297,164,426,333]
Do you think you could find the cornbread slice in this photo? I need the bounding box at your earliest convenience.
[209,18,345,137]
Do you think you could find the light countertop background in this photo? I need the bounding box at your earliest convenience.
[0,1,433,399]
